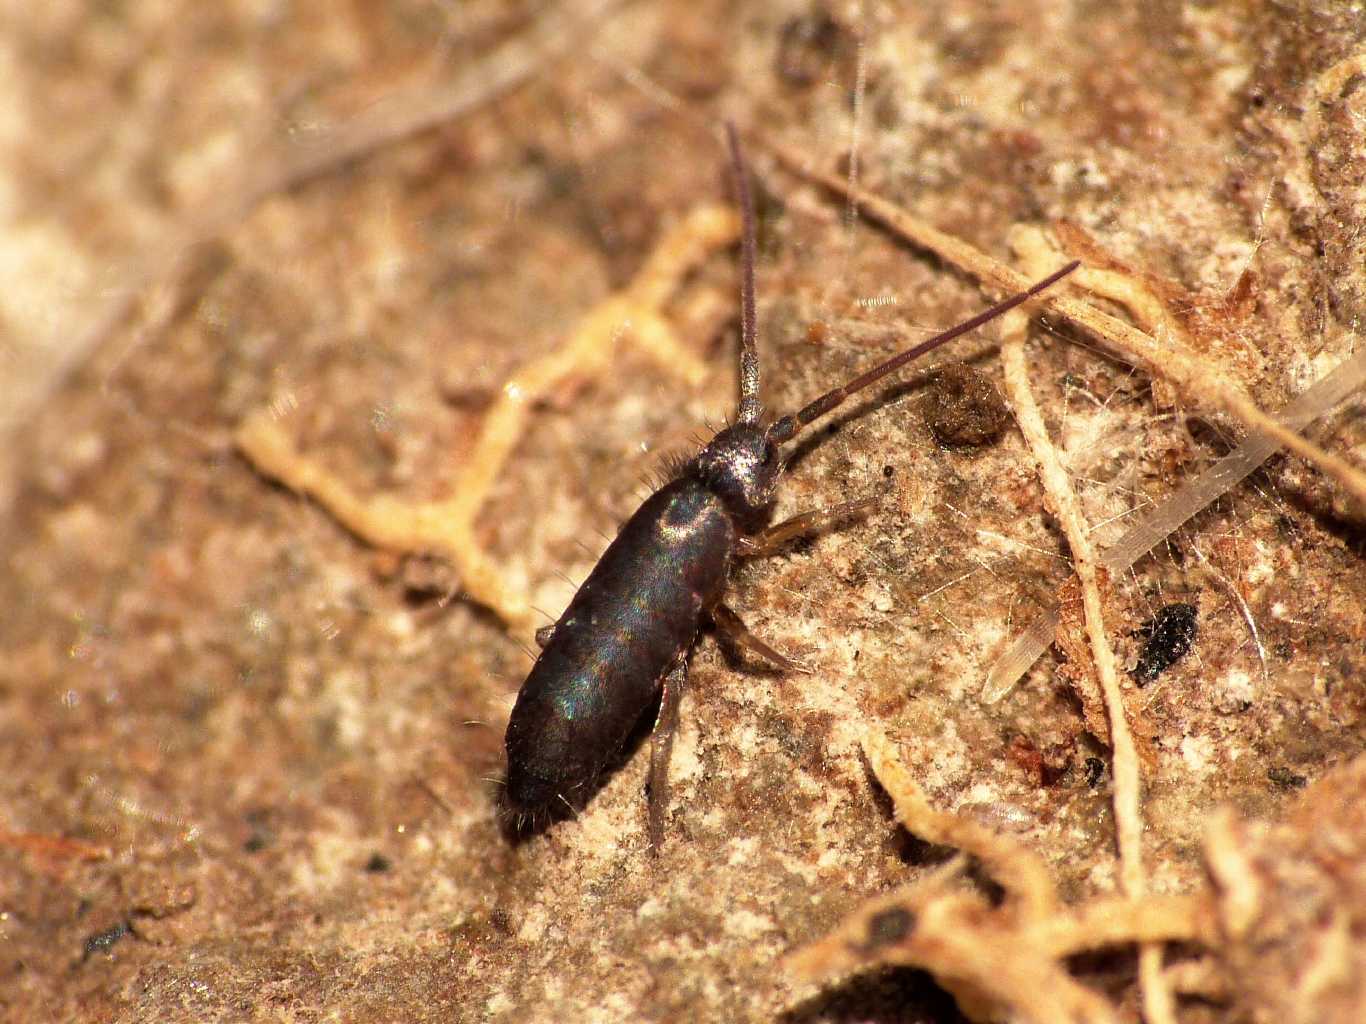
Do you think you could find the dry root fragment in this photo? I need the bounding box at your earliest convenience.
[1000,234,1173,1024]
[1049,575,1160,760]
[788,731,1208,1024]
[1050,219,1266,407]
[790,743,1366,1024]
[761,132,1366,512]
[1162,958,1230,1003]
[787,872,1124,1024]
[983,344,1366,702]
[237,205,737,635]
[1050,575,1113,744]
[1203,752,1366,1024]
[863,730,1058,923]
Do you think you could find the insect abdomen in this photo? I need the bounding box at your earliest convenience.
[504,478,735,811]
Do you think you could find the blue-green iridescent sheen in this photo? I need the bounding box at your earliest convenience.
[504,478,735,809]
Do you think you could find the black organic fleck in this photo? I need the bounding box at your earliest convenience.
[1267,766,1307,790]
[775,7,847,89]
[1131,603,1197,685]
[1083,756,1107,789]
[82,921,130,961]
[364,853,392,873]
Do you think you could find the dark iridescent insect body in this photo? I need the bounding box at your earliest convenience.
[506,470,743,809]
[504,125,1078,844]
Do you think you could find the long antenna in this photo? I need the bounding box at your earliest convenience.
[766,260,1080,443]
[726,121,762,424]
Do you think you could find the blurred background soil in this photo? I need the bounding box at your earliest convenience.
[1,2,1363,1021]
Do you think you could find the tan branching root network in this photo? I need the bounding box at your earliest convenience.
[758,134,1366,512]
[790,736,1366,1024]
[236,205,737,636]
[788,731,1212,1024]
[762,53,1366,1024]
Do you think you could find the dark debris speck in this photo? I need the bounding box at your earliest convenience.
[364,853,392,873]
[489,908,514,936]
[1131,603,1198,685]
[1083,756,1107,789]
[1267,766,1308,790]
[774,6,849,89]
[82,921,130,961]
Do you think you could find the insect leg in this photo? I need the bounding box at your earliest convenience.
[711,602,811,674]
[647,656,688,851]
[737,497,878,558]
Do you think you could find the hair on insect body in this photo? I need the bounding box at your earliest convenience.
[503,123,1079,848]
